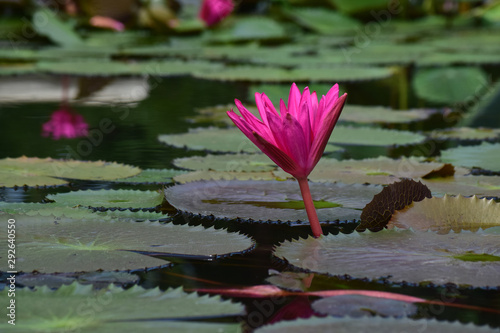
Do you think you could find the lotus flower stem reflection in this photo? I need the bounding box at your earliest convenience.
[227,83,347,237]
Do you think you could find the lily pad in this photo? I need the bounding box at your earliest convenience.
[273,229,500,286]
[0,283,244,332]
[429,127,500,141]
[417,52,500,66]
[339,105,437,124]
[173,154,277,172]
[422,174,500,198]
[440,142,500,172]
[193,65,394,83]
[0,215,254,273]
[32,8,83,47]
[312,294,418,317]
[109,169,188,184]
[204,16,287,43]
[165,180,381,222]
[17,271,140,289]
[255,316,497,333]
[173,170,278,183]
[327,126,426,147]
[0,156,141,187]
[283,7,360,35]
[388,195,500,233]
[412,66,488,104]
[46,189,164,209]
[278,157,463,185]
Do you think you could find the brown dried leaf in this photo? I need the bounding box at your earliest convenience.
[357,179,432,232]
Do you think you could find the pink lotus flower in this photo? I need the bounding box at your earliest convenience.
[42,107,89,140]
[199,0,234,26]
[227,83,347,237]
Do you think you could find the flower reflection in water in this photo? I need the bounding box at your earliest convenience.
[42,106,89,140]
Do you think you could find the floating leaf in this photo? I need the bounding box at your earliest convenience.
[440,142,500,172]
[0,215,254,273]
[204,16,287,43]
[173,170,277,183]
[412,66,488,104]
[46,189,164,209]
[165,180,381,222]
[283,7,360,35]
[357,179,432,232]
[388,195,500,233]
[255,316,497,333]
[417,52,500,66]
[109,169,188,184]
[193,65,394,83]
[173,154,277,172]
[278,157,462,185]
[17,271,140,289]
[312,294,418,317]
[328,126,426,147]
[429,127,500,141]
[0,283,244,332]
[339,105,437,124]
[327,0,391,14]
[422,174,500,198]
[459,80,500,128]
[0,157,141,187]
[274,229,500,286]
[32,8,83,46]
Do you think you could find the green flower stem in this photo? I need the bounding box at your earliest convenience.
[297,177,323,238]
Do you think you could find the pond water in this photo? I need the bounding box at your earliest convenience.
[1,72,499,331]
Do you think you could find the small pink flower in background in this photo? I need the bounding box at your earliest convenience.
[42,107,89,140]
[227,83,347,237]
[199,0,234,26]
[89,15,125,31]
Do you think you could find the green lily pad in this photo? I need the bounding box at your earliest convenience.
[422,174,500,198]
[281,157,460,185]
[459,80,500,128]
[273,229,500,286]
[193,65,394,83]
[0,63,37,76]
[173,170,278,183]
[17,271,140,289]
[32,8,83,47]
[46,189,164,209]
[109,169,188,184]
[165,180,381,222]
[388,195,500,233]
[334,43,433,66]
[339,105,437,124]
[173,154,277,172]
[0,215,254,273]
[328,0,391,14]
[412,66,489,104]
[0,202,166,220]
[204,16,287,43]
[328,126,427,147]
[0,157,141,187]
[283,7,360,35]
[440,142,500,172]
[417,52,500,66]
[255,316,497,333]
[312,294,418,317]
[0,283,244,332]
[429,127,500,141]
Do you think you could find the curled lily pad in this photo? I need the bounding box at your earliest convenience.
[440,142,500,172]
[255,316,498,333]
[173,154,277,172]
[429,127,500,141]
[0,215,254,273]
[0,283,244,332]
[273,229,500,286]
[327,126,426,147]
[277,157,464,185]
[0,156,141,187]
[46,189,164,209]
[357,179,431,232]
[165,180,381,222]
[388,195,500,233]
[312,294,418,317]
